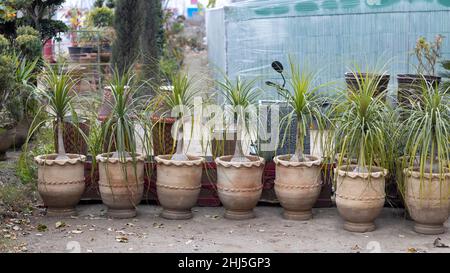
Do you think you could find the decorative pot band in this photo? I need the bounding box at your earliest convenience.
[274,181,321,189]
[274,155,322,167]
[34,154,86,166]
[98,181,144,188]
[38,179,85,185]
[335,165,388,179]
[403,167,450,179]
[155,155,204,166]
[156,183,201,190]
[215,155,265,168]
[335,192,386,201]
[96,153,145,164]
[406,194,450,201]
[217,184,263,193]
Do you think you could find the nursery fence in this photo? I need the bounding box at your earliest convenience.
[206,0,450,101]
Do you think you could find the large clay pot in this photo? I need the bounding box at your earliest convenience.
[216,155,264,220]
[335,165,387,232]
[34,154,86,216]
[274,155,322,220]
[155,155,205,219]
[96,153,145,218]
[404,168,450,235]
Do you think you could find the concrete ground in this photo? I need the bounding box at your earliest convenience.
[14,205,450,253]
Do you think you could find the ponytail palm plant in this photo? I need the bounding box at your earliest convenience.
[148,72,202,161]
[28,63,79,160]
[399,82,450,178]
[102,66,144,160]
[329,69,394,173]
[216,75,260,162]
[268,60,329,162]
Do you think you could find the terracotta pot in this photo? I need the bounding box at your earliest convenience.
[0,119,30,161]
[35,154,86,216]
[404,168,450,235]
[155,155,205,219]
[335,165,387,232]
[274,155,322,220]
[96,153,145,218]
[216,155,264,220]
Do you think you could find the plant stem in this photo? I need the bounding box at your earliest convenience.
[290,120,305,162]
[354,138,368,173]
[56,119,69,160]
[231,112,249,162]
[171,117,188,161]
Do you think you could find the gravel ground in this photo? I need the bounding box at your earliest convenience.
[12,205,450,253]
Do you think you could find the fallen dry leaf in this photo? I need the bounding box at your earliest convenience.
[116,236,128,243]
[37,224,47,232]
[55,221,66,229]
[407,247,417,253]
[433,238,449,248]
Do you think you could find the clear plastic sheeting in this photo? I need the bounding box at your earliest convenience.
[206,0,450,100]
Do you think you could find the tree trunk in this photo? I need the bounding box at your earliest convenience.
[56,119,69,160]
[231,112,249,162]
[171,118,188,161]
[290,121,305,162]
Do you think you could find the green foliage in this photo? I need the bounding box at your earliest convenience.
[0,34,10,53]
[399,83,450,177]
[0,55,16,110]
[15,34,42,60]
[111,0,144,74]
[268,58,329,161]
[328,67,394,173]
[140,0,163,85]
[2,0,67,42]
[216,75,261,161]
[86,7,114,28]
[105,0,115,9]
[101,66,145,159]
[17,126,54,184]
[94,0,105,8]
[16,25,39,36]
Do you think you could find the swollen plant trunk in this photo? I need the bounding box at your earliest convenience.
[171,119,188,161]
[290,121,305,162]
[231,113,250,162]
[353,139,368,173]
[56,119,69,160]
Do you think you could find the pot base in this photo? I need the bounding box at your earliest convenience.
[160,209,193,220]
[344,221,376,233]
[107,208,137,219]
[46,207,77,217]
[283,210,312,221]
[224,209,255,220]
[414,223,445,235]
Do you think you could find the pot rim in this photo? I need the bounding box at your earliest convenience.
[396,74,442,81]
[345,72,390,79]
[215,155,264,168]
[34,154,86,166]
[335,164,388,179]
[155,154,205,166]
[96,152,145,163]
[403,167,450,179]
[274,154,321,167]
